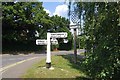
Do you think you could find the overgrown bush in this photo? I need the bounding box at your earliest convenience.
[73,2,119,79]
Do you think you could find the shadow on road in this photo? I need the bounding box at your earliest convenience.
[2,50,47,55]
[59,54,92,80]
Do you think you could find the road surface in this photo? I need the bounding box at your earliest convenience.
[1,49,85,78]
[2,49,84,68]
[2,53,45,68]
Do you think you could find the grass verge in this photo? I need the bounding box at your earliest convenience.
[22,54,90,79]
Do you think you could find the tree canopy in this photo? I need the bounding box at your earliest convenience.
[2,2,72,51]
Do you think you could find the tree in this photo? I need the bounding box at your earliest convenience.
[2,2,53,41]
[2,2,53,51]
[50,15,73,50]
[2,2,73,51]
[72,2,119,79]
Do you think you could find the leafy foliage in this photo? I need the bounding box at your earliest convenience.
[2,2,72,51]
[2,2,52,41]
[50,15,73,50]
[72,2,120,79]
[2,2,52,51]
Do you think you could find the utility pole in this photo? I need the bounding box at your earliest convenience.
[74,28,77,63]
[69,10,79,64]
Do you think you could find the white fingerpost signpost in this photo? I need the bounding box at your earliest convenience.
[36,32,67,68]
[46,33,51,68]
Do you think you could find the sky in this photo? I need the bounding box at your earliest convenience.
[42,2,69,18]
[42,2,80,35]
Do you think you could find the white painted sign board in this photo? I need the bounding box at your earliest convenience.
[50,32,67,38]
[70,24,79,29]
[51,38,58,45]
[51,40,58,45]
[36,39,47,45]
[63,39,68,43]
[36,39,58,45]
[70,26,78,29]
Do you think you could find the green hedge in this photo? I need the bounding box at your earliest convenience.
[2,39,45,53]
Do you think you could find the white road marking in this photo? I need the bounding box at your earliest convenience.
[0,57,38,73]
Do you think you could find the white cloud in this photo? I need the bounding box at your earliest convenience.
[44,8,52,17]
[53,4,68,17]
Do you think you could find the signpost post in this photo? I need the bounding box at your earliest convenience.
[46,33,51,68]
[36,32,67,68]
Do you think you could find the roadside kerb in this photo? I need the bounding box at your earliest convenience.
[0,57,38,73]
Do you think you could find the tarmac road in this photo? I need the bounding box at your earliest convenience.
[2,53,45,68]
[1,49,85,78]
[2,49,84,68]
